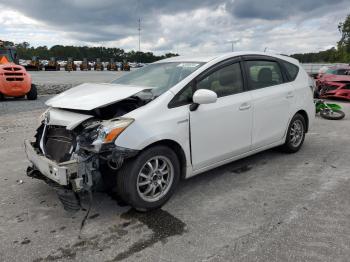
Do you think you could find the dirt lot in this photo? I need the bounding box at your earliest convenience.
[0,96,350,262]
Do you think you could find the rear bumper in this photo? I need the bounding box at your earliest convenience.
[24,139,77,186]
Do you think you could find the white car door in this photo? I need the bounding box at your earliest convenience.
[243,57,295,149]
[188,60,253,171]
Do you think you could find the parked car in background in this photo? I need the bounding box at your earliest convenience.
[25,52,314,211]
[315,65,350,100]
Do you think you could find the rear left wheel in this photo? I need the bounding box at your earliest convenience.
[116,145,180,211]
[280,114,306,153]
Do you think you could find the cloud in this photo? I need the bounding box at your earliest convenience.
[229,0,347,20]
[0,0,348,54]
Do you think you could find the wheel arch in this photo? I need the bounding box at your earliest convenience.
[295,109,309,132]
[142,139,187,179]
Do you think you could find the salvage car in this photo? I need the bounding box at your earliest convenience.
[24,52,315,211]
[316,65,350,100]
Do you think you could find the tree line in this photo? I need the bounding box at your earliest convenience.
[2,41,178,63]
[291,14,350,63]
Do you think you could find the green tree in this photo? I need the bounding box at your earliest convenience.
[4,39,179,63]
[338,14,350,52]
[292,14,350,63]
[337,14,350,62]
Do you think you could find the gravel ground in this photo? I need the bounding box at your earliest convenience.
[30,71,127,95]
[0,96,350,262]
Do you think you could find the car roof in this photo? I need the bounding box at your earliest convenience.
[157,51,300,65]
[156,55,219,63]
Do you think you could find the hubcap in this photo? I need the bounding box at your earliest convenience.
[136,156,174,202]
[289,119,304,147]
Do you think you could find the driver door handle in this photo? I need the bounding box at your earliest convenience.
[239,103,251,111]
[286,92,294,99]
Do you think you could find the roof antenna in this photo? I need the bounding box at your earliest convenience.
[264,47,268,52]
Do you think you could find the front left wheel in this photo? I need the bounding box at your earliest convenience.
[116,145,180,211]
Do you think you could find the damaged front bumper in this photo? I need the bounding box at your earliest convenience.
[24,139,80,187]
[24,139,138,192]
[25,140,73,186]
[25,111,139,211]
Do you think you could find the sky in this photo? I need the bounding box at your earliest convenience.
[0,0,349,55]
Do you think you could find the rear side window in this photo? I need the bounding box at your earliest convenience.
[245,60,283,89]
[282,61,299,81]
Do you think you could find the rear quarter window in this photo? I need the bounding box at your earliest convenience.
[282,61,299,81]
[245,60,283,89]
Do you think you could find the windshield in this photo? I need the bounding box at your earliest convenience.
[112,62,204,96]
[0,49,14,62]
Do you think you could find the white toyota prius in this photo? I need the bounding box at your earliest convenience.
[25,52,315,211]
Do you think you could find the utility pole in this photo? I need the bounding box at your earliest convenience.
[138,18,141,53]
[137,18,141,64]
[228,40,239,52]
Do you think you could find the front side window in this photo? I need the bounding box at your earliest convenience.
[196,62,244,97]
[112,62,203,97]
[169,62,244,108]
[245,60,283,89]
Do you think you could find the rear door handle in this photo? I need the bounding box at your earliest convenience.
[239,103,251,111]
[286,92,294,99]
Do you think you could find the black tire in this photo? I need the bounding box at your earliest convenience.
[116,145,180,211]
[280,113,306,153]
[27,84,37,100]
[0,93,4,100]
[320,109,345,120]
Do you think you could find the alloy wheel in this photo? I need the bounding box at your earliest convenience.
[136,156,174,202]
[289,119,304,147]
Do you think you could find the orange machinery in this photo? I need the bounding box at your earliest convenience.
[0,40,37,100]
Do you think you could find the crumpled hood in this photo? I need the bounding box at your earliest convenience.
[46,83,146,110]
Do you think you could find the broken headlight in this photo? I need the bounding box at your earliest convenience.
[92,118,134,148]
[39,108,51,124]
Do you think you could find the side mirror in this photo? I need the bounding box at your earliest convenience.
[192,89,217,105]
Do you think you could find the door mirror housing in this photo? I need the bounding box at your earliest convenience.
[192,89,217,105]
